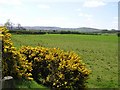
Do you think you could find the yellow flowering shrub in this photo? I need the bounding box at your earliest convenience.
[1,26,91,89]
[1,26,32,80]
[19,46,91,89]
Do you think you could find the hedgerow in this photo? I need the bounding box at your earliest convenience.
[1,26,91,89]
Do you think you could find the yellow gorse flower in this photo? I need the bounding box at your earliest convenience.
[1,26,91,88]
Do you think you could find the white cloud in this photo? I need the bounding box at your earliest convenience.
[112,16,118,24]
[113,16,118,23]
[26,0,83,3]
[78,12,92,18]
[0,0,22,5]
[111,23,117,29]
[25,0,118,3]
[105,0,119,2]
[20,17,67,27]
[77,12,98,28]
[113,16,118,20]
[37,4,50,9]
[76,8,81,11]
[112,21,117,24]
[0,0,117,6]
[21,17,80,28]
[83,0,106,8]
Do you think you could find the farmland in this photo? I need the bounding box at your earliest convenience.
[11,34,118,88]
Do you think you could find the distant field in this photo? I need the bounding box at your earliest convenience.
[11,34,118,88]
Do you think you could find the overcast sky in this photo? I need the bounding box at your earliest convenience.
[0,0,118,29]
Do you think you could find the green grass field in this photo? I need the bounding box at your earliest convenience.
[11,34,118,88]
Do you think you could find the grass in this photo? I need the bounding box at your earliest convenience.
[11,34,118,88]
[13,79,50,89]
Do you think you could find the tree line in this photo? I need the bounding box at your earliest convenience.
[4,19,120,36]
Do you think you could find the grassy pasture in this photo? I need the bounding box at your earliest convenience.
[11,34,118,88]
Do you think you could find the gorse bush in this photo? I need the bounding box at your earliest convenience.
[1,26,91,89]
[1,26,33,80]
[19,46,91,89]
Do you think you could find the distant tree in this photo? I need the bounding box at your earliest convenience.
[53,30,56,32]
[4,19,14,30]
[111,29,116,31]
[17,23,21,30]
[4,19,10,27]
[102,29,108,31]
